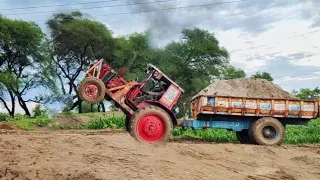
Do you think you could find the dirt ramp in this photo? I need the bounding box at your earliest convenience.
[193,78,299,100]
[0,131,319,180]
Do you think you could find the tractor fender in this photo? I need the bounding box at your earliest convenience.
[137,101,178,126]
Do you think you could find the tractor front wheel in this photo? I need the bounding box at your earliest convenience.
[129,105,173,144]
[78,77,106,104]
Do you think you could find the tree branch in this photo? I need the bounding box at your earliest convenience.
[0,97,12,115]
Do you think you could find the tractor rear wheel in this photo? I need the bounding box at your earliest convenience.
[129,105,173,144]
[250,117,285,146]
[78,77,106,104]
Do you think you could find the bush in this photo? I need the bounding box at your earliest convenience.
[0,113,10,121]
[284,119,320,144]
[7,116,52,130]
[35,117,51,127]
[33,104,49,118]
[83,116,126,129]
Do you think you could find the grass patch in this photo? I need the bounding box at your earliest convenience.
[4,114,52,131]
[283,119,320,144]
[76,116,126,130]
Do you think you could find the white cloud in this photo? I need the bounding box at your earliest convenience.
[215,19,320,70]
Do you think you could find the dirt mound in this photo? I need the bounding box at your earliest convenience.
[193,78,299,100]
[51,115,92,127]
[0,122,15,130]
[0,131,319,180]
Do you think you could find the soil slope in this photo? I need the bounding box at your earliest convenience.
[193,78,299,100]
[0,129,319,180]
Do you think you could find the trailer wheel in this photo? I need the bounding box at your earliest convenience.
[78,77,106,104]
[236,130,256,144]
[250,117,285,146]
[129,105,173,144]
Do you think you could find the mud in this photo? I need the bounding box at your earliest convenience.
[0,130,319,180]
[193,78,298,100]
[0,122,15,130]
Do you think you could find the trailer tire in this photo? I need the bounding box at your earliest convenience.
[78,77,106,104]
[129,105,173,144]
[236,130,257,144]
[250,117,285,146]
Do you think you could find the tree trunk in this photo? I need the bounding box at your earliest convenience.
[0,96,14,117]
[78,100,82,113]
[9,92,15,117]
[17,96,31,116]
[90,104,93,112]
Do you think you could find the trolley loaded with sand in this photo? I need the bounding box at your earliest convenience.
[184,78,314,146]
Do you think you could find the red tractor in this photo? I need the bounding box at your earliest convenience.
[77,59,184,144]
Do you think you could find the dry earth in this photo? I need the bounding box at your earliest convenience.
[0,129,319,180]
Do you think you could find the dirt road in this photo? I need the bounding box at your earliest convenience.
[0,129,319,180]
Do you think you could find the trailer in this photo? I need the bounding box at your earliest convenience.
[181,95,319,145]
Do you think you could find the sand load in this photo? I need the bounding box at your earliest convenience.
[192,78,299,100]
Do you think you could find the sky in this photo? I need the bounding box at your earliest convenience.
[1,0,320,113]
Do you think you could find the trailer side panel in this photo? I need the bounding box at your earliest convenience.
[192,96,319,119]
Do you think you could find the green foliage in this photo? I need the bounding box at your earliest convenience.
[35,117,51,127]
[151,28,230,117]
[80,116,126,129]
[81,101,99,113]
[113,32,152,81]
[292,87,320,100]
[46,11,116,113]
[173,127,237,143]
[251,71,274,81]
[0,16,51,116]
[219,65,247,80]
[0,113,10,121]
[284,119,320,144]
[33,104,49,118]
[7,116,51,130]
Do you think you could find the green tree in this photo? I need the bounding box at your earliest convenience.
[219,65,246,80]
[152,28,230,117]
[113,32,152,81]
[46,11,115,113]
[292,87,320,100]
[251,71,274,81]
[0,16,53,117]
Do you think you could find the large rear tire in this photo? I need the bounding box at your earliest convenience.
[250,117,285,146]
[78,77,106,104]
[129,105,173,144]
